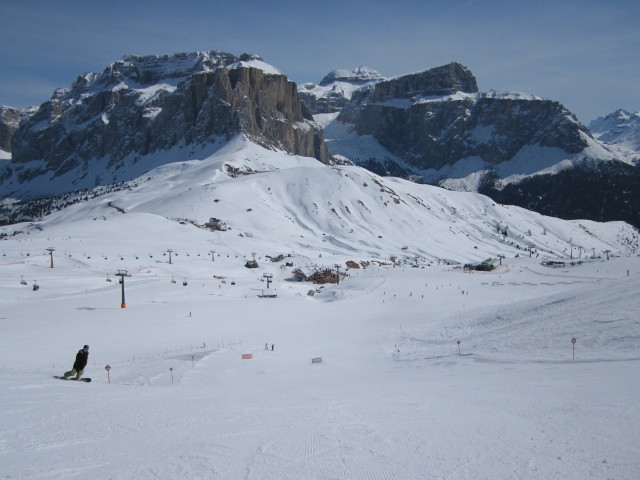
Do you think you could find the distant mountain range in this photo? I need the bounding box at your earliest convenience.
[1,51,638,228]
[301,64,640,228]
[589,109,640,155]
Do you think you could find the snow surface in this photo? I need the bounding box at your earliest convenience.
[134,83,179,106]
[227,59,283,76]
[1,139,639,479]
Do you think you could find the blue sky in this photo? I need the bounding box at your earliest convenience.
[1,0,638,123]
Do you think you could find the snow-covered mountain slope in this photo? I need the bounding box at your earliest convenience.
[321,96,625,191]
[5,136,636,265]
[1,135,639,479]
[589,109,640,156]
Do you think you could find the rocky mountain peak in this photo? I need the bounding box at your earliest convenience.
[53,51,248,102]
[0,106,22,153]
[2,50,332,199]
[589,109,640,133]
[319,66,384,86]
[371,62,478,103]
[589,109,640,153]
[298,66,385,115]
[334,61,594,176]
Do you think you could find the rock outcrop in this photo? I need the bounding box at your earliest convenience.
[4,51,332,198]
[369,62,478,102]
[0,107,20,153]
[0,106,36,154]
[298,66,384,115]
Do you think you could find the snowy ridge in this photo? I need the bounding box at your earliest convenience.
[12,135,637,264]
[297,66,385,115]
[299,80,371,103]
[368,91,545,109]
[51,51,275,109]
[227,58,283,75]
[589,109,640,155]
[320,66,384,85]
[441,131,629,190]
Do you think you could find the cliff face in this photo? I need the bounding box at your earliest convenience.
[225,66,331,162]
[4,52,332,198]
[336,62,589,174]
[345,94,588,171]
[370,62,478,102]
[0,106,36,154]
[0,107,21,153]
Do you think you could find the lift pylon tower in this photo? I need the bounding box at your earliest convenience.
[115,270,131,308]
[46,247,55,268]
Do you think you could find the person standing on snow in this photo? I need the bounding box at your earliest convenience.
[63,345,89,379]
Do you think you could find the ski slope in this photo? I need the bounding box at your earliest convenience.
[1,138,639,479]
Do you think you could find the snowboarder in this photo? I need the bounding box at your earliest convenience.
[63,345,89,380]
[271,344,274,351]
[265,343,269,350]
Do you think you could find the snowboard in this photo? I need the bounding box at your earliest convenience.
[53,376,92,382]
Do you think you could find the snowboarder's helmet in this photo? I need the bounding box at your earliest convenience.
[83,345,89,349]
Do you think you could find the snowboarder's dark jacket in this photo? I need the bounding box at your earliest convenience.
[73,349,89,371]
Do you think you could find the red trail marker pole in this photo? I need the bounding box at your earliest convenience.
[571,337,576,360]
[105,364,111,384]
[457,340,461,356]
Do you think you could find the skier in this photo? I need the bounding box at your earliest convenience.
[63,345,89,380]
[271,344,274,351]
[265,343,269,350]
